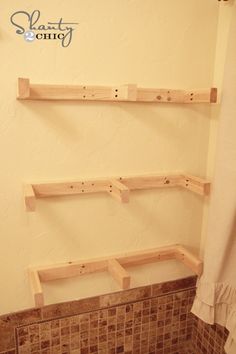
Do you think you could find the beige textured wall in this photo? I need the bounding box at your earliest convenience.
[0,0,218,314]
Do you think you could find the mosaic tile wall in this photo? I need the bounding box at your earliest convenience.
[16,290,195,354]
[192,316,228,354]
[0,276,229,354]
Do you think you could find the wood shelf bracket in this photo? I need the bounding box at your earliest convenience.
[28,269,44,308]
[109,179,130,203]
[18,78,30,99]
[24,184,36,212]
[174,245,203,276]
[24,174,210,212]
[17,78,217,103]
[29,244,203,307]
[179,174,211,196]
[108,259,131,290]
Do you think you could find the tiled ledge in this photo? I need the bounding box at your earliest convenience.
[0,276,197,353]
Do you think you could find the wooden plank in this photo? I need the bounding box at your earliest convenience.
[26,175,173,211]
[29,84,112,101]
[120,174,182,190]
[175,245,203,276]
[127,84,137,101]
[35,245,200,279]
[108,259,131,289]
[111,85,127,101]
[17,79,217,103]
[118,245,177,267]
[137,88,217,103]
[185,174,211,195]
[32,180,108,198]
[24,174,210,212]
[179,175,211,196]
[24,184,36,212]
[29,244,203,306]
[37,245,178,282]
[18,78,30,99]
[111,84,137,101]
[38,259,107,282]
[109,179,130,203]
[28,270,44,307]
[31,174,182,199]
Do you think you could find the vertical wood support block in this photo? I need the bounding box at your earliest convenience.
[210,88,218,103]
[126,84,137,101]
[108,259,131,289]
[175,245,203,276]
[29,270,44,307]
[181,175,211,196]
[111,84,137,101]
[24,184,36,212]
[18,78,30,99]
[109,179,130,203]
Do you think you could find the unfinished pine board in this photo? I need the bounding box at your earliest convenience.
[109,179,130,203]
[17,78,217,103]
[178,174,211,196]
[18,78,30,99]
[29,244,203,307]
[28,269,44,308]
[24,184,36,212]
[108,259,131,290]
[175,245,203,276]
[24,173,210,212]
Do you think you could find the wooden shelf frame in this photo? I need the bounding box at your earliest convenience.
[24,173,210,212]
[18,78,217,103]
[28,244,203,307]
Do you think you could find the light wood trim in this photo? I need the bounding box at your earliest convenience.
[24,184,36,212]
[29,244,203,307]
[111,84,137,101]
[108,259,131,289]
[109,179,130,203]
[37,245,176,282]
[17,79,217,104]
[32,180,108,198]
[28,269,44,307]
[137,87,216,104]
[120,174,182,190]
[118,246,177,267]
[175,245,203,276]
[179,174,211,196]
[18,78,30,99]
[30,174,182,198]
[24,174,210,211]
[126,84,137,101]
[38,260,107,282]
